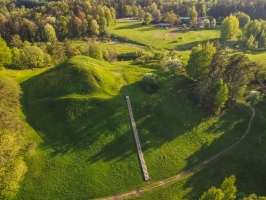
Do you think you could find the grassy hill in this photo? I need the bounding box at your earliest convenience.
[12,56,255,199]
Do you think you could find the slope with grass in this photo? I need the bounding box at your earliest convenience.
[12,55,255,199]
[133,100,266,200]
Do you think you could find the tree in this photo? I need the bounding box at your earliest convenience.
[141,73,159,94]
[24,46,45,68]
[211,79,229,114]
[155,50,167,71]
[89,19,100,36]
[46,42,66,65]
[186,42,216,82]
[69,16,82,38]
[203,19,210,28]
[258,31,266,48]
[138,10,145,21]
[44,23,57,43]
[104,7,112,26]
[89,43,103,60]
[167,58,182,73]
[11,47,22,69]
[165,11,178,26]
[110,7,116,24]
[243,194,266,200]
[190,9,198,27]
[246,35,255,50]
[224,53,254,102]
[220,15,239,40]
[234,12,250,26]
[152,9,162,23]
[221,175,237,200]
[0,36,12,68]
[10,34,23,48]
[123,5,133,17]
[55,16,69,41]
[243,20,261,40]
[209,48,228,84]
[98,16,107,34]
[143,12,152,25]
[200,187,224,200]
[210,18,216,28]
[132,6,139,17]
[0,76,27,200]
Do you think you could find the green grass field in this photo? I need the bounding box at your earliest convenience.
[134,99,266,200]
[4,55,257,199]
[1,21,266,200]
[109,21,220,51]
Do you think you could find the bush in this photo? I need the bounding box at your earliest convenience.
[117,51,142,60]
[141,73,159,94]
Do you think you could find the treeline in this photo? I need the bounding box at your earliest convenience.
[208,0,266,20]
[0,34,123,69]
[0,0,265,44]
[0,0,117,43]
[243,19,266,50]
[0,75,29,199]
[186,41,263,114]
[0,0,233,44]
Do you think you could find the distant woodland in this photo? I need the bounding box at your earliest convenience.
[1,0,266,44]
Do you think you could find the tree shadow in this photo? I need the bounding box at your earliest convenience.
[20,67,204,164]
[174,38,220,50]
[114,22,142,30]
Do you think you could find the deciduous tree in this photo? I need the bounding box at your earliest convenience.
[44,23,57,43]
[143,12,152,25]
[220,15,239,40]
[0,36,11,68]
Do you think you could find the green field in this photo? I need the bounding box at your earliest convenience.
[109,21,221,50]
[2,21,266,200]
[5,56,255,200]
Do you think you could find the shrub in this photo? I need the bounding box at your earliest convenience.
[141,73,159,94]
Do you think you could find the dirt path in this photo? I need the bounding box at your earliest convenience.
[98,105,255,200]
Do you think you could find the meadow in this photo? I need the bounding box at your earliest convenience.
[2,21,266,200]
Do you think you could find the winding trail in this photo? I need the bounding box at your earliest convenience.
[98,105,255,200]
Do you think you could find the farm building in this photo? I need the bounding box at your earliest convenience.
[180,17,191,24]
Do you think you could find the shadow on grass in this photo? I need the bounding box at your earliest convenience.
[174,38,220,50]
[114,22,142,30]
[175,103,265,199]
[20,67,205,164]
[19,63,265,199]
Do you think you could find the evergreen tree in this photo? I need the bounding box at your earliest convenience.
[211,79,229,114]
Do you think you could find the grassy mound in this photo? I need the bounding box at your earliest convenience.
[33,56,123,99]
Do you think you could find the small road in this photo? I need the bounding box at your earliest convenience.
[98,105,255,200]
